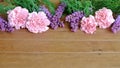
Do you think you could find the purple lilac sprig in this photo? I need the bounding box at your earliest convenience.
[111,15,120,33]
[40,5,53,20]
[65,11,84,32]
[50,2,66,29]
[0,17,14,32]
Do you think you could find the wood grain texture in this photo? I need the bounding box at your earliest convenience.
[0,28,120,52]
[0,0,120,68]
[1,53,120,68]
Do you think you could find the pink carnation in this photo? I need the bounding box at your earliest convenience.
[95,7,115,29]
[26,12,50,33]
[7,6,29,29]
[81,15,97,34]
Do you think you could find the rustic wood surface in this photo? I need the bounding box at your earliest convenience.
[0,0,120,68]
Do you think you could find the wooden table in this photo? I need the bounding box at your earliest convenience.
[0,0,120,68]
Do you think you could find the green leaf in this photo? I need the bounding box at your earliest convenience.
[41,0,55,14]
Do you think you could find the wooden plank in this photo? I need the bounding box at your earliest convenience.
[0,28,120,52]
[0,53,120,68]
[0,28,119,41]
[0,40,120,52]
[0,0,120,68]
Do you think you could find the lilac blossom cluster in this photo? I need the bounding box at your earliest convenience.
[111,15,120,33]
[0,17,14,32]
[41,2,66,29]
[65,11,84,32]
[50,2,66,29]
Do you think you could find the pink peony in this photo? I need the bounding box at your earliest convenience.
[81,15,97,34]
[26,11,50,33]
[7,6,29,29]
[95,7,115,29]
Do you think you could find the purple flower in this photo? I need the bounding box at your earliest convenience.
[0,17,14,32]
[111,15,120,33]
[40,2,66,30]
[65,11,84,32]
[40,5,53,20]
[50,2,66,29]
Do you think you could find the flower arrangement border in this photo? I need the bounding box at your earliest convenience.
[0,0,120,34]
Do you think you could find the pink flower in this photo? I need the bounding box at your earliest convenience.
[26,12,50,33]
[95,7,115,29]
[81,15,97,34]
[7,6,29,29]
